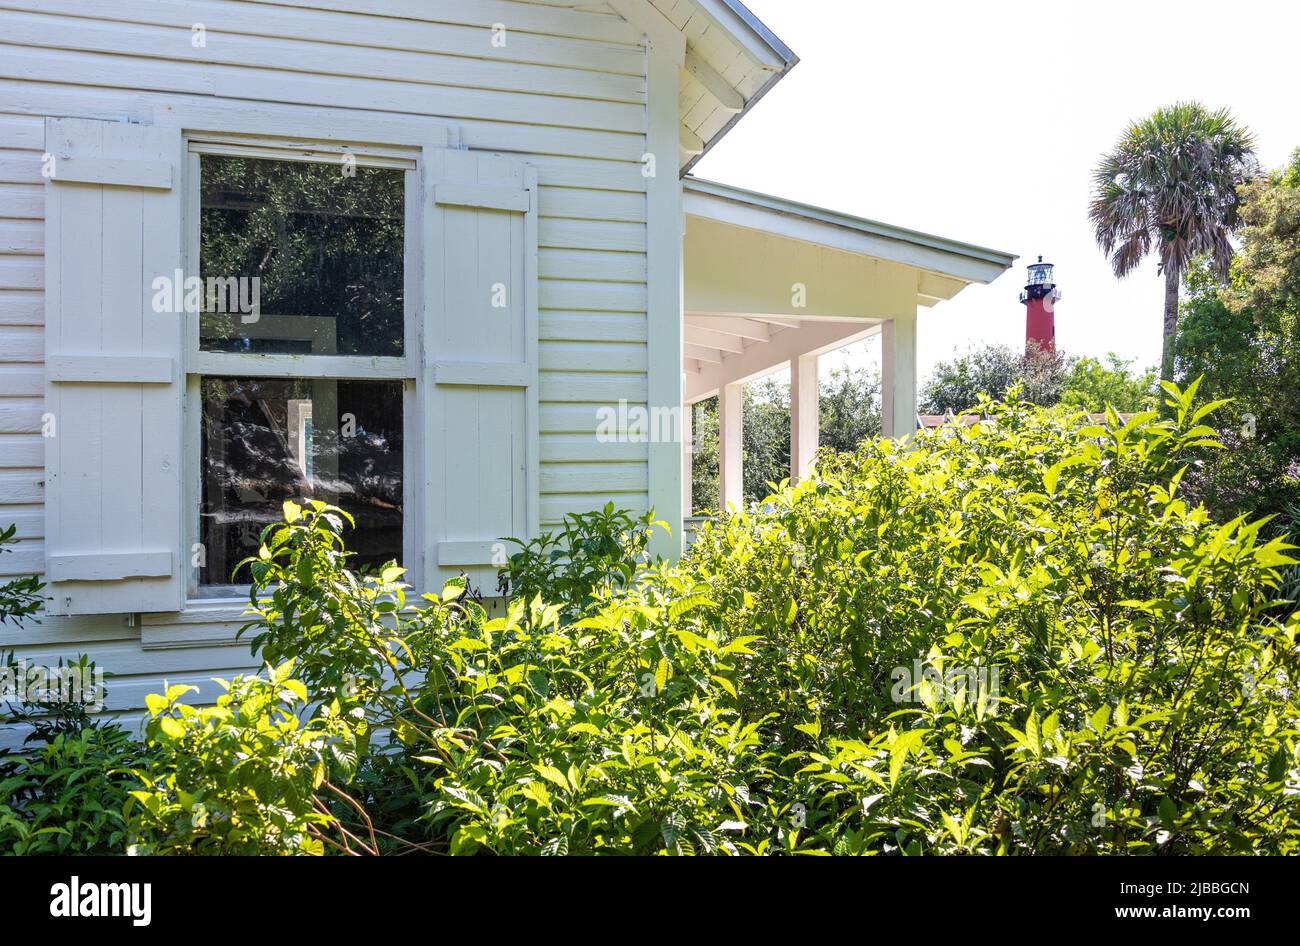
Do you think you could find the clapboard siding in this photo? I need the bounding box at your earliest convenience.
[0,291,41,326]
[540,312,647,343]
[0,435,40,467]
[0,1,645,75]
[0,366,41,397]
[540,248,647,282]
[0,185,42,219]
[541,491,646,524]
[0,0,651,709]
[0,115,43,150]
[0,326,41,360]
[0,79,646,162]
[0,45,646,135]
[541,433,647,463]
[540,340,647,373]
[0,400,41,434]
[1,8,647,103]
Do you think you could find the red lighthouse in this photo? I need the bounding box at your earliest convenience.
[1019,256,1061,353]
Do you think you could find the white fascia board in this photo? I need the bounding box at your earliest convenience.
[684,178,1017,286]
[694,0,796,70]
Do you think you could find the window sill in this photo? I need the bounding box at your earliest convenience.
[139,598,255,651]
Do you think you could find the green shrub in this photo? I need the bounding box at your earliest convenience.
[685,382,1300,853]
[496,503,664,620]
[126,663,363,855]
[0,654,144,856]
[0,522,42,625]
[124,382,1299,855]
[0,721,143,855]
[231,501,762,853]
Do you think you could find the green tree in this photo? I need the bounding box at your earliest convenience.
[920,343,1068,414]
[1172,150,1300,522]
[818,366,882,452]
[689,368,882,511]
[689,399,719,515]
[1089,102,1258,380]
[740,376,791,504]
[1059,354,1159,413]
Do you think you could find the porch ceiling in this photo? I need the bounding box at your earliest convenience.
[684,314,877,402]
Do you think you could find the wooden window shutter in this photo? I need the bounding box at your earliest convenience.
[43,118,184,615]
[424,148,538,593]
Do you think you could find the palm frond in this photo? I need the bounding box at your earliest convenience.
[1089,102,1259,283]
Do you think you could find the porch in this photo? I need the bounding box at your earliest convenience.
[680,178,1015,515]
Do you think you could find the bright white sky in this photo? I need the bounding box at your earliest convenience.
[692,0,1300,383]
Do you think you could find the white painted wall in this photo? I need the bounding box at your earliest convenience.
[0,0,658,747]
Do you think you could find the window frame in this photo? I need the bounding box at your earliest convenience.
[181,135,423,602]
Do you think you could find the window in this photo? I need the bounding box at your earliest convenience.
[187,145,415,596]
[197,377,403,591]
[198,155,404,357]
[42,119,535,617]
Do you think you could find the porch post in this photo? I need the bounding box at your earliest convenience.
[789,353,818,482]
[881,312,917,438]
[719,382,743,512]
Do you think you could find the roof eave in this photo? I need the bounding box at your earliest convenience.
[678,0,799,176]
[684,176,1018,284]
[709,0,797,66]
[680,52,798,176]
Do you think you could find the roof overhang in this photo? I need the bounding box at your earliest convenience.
[676,0,797,174]
[684,177,1016,288]
[619,0,798,173]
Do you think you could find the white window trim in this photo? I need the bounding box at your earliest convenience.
[181,135,424,604]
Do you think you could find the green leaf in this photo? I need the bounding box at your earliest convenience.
[1043,462,1062,496]
[535,764,570,792]
[1025,711,1040,754]
[163,684,197,703]
[654,658,670,695]
[520,781,551,808]
[794,720,822,740]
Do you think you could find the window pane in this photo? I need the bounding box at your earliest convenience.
[199,377,403,591]
[199,155,404,357]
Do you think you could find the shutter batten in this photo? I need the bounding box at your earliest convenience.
[47,355,174,384]
[47,156,173,190]
[432,361,532,388]
[433,181,531,213]
[47,551,173,582]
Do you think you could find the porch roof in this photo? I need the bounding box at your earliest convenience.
[681,177,1016,402]
[684,177,1017,287]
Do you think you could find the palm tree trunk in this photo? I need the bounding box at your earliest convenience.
[1161,267,1180,382]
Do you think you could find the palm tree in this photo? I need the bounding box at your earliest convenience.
[1089,102,1258,380]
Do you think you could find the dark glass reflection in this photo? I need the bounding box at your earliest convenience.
[199,155,404,357]
[199,377,403,590]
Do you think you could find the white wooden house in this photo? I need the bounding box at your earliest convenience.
[0,0,1013,744]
